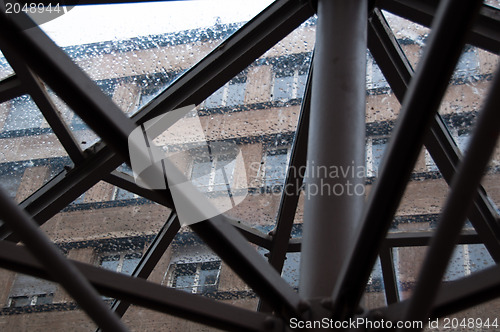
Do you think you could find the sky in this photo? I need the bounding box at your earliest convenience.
[37,0,273,47]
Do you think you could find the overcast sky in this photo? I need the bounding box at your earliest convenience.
[38,0,273,47]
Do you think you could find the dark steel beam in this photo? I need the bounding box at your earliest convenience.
[400,59,500,328]
[379,245,399,305]
[96,212,180,331]
[385,230,480,248]
[0,49,84,164]
[368,8,500,262]
[0,187,129,332]
[331,0,483,319]
[377,0,500,54]
[0,74,25,104]
[257,55,312,313]
[302,0,367,301]
[426,117,500,262]
[0,240,283,332]
[226,218,273,250]
[286,230,482,253]
[430,265,500,319]
[380,265,500,324]
[104,170,174,208]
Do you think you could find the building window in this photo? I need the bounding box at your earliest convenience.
[453,47,480,79]
[366,138,387,177]
[3,95,44,131]
[205,74,247,108]
[191,152,237,192]
[263,147,290,187]
[167,260,221,294]
[444,244,494,281]
[271,68,307,101]
[7,274,57,308]
[99,251,142,276]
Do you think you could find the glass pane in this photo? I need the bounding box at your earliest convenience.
[0,51,14,81]
[40,0,274,116]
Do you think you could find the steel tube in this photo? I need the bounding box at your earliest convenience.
[400,65,500,329]
[300,0,367,299]
[0,187,129,332]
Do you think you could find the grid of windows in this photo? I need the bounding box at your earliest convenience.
[191,153,237,192]
[99,252,143,276]
[263,147,290,187]
[167,261,221,294]
[7,274,57,308]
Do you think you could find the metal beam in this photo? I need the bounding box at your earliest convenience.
[0,240,283,332]
[1,48,84,164]
[400,57,500,328]
[286,230,483,253]
[430,265,500,319]
[331,0,483,319]
[0,187,128,332]
[380,265,500,324]
[258,53,312,313]
[226,218,273,250]
[377,0,500,54]
[368,8,500,262]
[0,74,25,104]
[97,212,180,331]
[104,170,174,207]
[301,0,367,301]
[379,245,399,305]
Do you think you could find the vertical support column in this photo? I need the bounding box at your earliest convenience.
[300,0,367,300]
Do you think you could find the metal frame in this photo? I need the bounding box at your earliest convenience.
[0,0,499,330]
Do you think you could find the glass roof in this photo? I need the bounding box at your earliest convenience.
[38,0,274,117]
